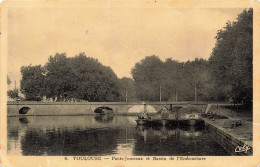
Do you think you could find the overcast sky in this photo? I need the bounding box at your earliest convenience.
[7,6,244,88]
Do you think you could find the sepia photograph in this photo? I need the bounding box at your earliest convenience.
[0,0,259,166]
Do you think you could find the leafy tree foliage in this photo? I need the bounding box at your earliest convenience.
[180,59,210,101]
[7,89,19,99]
[20,65,45,101]
[209,8,252,103]
[67,53,122,101]
[118,77,136,102]
[7,75,22,99]
[43,53,73,101]
[132,9,252,103]
[20,53,122,101]
[131,56,209,101]
[132,56,165,101]
[19,9,252,103]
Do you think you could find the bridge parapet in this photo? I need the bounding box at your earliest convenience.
[7,101,208,116]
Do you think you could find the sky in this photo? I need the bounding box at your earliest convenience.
[7,6,244,89]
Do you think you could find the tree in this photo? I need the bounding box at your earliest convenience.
[209,8,252,103]
[7,75,21,100]
[7,89,19,99]
[20,65,45,101]
[181,58,210,101]
[118,77,136,102]
[41,52,122,102]
[131,55,210,102]
[43,53,72,101]
[131,55,165,101]
[68,53,121,101]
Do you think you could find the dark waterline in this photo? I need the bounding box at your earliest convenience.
[7,115,230,156]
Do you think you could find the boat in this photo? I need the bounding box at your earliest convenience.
[178,115,204,126]
[136,102,152,125]
[135,114,152,125]
[177,107,204,126]
[135,118,152,125]
[151,107,178,126]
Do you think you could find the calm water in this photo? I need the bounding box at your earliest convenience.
[7,115,230,156]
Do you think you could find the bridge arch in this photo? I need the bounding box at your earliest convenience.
[19,107,31,114]
[94,106,114,114]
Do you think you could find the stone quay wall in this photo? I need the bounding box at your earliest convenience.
[205,119,253,156]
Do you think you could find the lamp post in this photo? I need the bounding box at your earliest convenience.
[175,88,178,102]
[125,87,128,102]
[159,85,161,102]
[194,83,197,102]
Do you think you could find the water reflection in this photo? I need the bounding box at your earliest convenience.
[20,127,119,155]
[134,125,211,156]
[94,114,114,123]
[7,115,230,156]
[19,117,29,124]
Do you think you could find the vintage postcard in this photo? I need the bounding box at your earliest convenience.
[0,0,260,166]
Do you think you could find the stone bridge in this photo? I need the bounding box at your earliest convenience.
[7,101,208,116]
